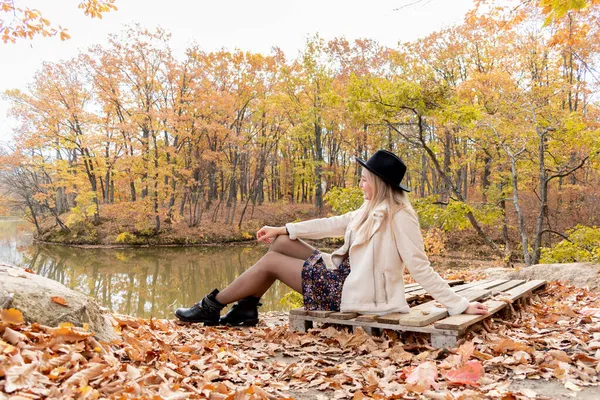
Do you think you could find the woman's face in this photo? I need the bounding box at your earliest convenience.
[359,170,373,201]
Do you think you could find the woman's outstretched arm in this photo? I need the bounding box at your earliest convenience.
[393,208,488,316]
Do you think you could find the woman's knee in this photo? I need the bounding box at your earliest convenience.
[257,251,280,277]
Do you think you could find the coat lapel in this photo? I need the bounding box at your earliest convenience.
[351,203,388,248]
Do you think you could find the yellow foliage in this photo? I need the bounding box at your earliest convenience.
[423,228,447,257]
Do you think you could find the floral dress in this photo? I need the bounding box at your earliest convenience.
[301,249,351,311]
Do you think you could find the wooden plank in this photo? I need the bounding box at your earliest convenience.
[404,279,465,295]
[487,280,526,294]
[290,308,307,316]
[454,279,509,292]
[433,299,508,331]
[405,279,503,302]
[433,280,546,331]
[355,314,378,323]
[329,312,358,320]
[307,310,334,318]
[503,279,546,299]
[380,289,490,327]
[405,279,492,301]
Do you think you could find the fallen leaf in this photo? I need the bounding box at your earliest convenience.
[4,362,39,393]
[405,361,439,392]
[445,360,484,386]
[564,381,582,392]
[50,323,93,342]
[3,327,27,345]
[0,308,24,325]
[51,296,68,306]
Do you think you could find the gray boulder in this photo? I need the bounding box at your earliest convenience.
[0,263,117,342]
[485,262,600,292]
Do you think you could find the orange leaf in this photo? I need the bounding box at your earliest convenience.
[51,296,68,306]
[24,268,35,274]
[50,323,93,342]
[0,308,24,325]
[445,360,484,386]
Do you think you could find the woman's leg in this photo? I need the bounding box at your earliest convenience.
[267,235,316,259]
[215,235,315,304]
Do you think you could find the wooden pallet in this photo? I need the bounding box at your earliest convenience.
[288,279,547,348]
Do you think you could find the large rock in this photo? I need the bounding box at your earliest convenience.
[0,263,117,342]
[485,262,600,292]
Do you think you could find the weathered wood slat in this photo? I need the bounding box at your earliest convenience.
[502,279,546,299]
[307,310,334,318]
[404,279,464,295]
[355,314,378,322]
[486,280,526,294]
[290,308,307,316]
[433,280,546,331]
[379,289,490,327]
[329,312,358,320]
[405,278,505,302]
[405,279,494,301]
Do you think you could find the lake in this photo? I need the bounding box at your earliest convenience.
[0,220,295,319]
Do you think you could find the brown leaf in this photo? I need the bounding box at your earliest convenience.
[4,362,39,393]
[3,327,27,345]
[51,296,68,306]
[548,350,571,363]
[65,363,106,385]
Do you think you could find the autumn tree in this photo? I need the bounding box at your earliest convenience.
[1,0,117,43]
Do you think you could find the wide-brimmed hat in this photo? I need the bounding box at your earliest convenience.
[356,149,411,192]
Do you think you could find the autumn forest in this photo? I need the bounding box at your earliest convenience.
[1,0,599,267]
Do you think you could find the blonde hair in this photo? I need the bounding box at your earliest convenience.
[352,169,412,242]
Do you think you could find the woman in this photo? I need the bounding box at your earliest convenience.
[175,149,488,326]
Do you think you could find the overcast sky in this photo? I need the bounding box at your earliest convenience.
[0,0,475,145]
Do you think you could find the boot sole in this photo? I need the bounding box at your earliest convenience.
[175,314,220,325]
[221,319,259,327]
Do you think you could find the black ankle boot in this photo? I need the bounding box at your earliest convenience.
[175,289,225,325]
[219,296,261,327]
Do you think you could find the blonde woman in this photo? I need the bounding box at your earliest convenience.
[175,149,488,326]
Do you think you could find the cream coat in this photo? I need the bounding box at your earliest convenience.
[286,202,469,316]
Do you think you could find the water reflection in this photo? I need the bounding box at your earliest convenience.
[0,220,294,318]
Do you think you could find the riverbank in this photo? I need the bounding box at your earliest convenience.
[32,202,499,263]
[35,202,329,247]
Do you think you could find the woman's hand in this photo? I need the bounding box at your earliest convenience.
[464,302,489,315]
[256,226,286,244]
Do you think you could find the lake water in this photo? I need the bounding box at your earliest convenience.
[0,220,295,319]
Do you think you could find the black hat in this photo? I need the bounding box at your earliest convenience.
[356,149,411,192]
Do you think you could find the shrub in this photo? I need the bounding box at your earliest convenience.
[413,196,502,231]
[324,186,364,214]
[279,291,303,309]
[541,225,600,263]
[115,231,137,244]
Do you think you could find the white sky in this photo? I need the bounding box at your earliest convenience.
[0,0,476,145]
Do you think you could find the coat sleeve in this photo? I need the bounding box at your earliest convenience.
[392,208,469,316]
[286,207,362,240]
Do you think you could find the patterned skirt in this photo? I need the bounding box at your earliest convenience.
[301,249,351,311]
